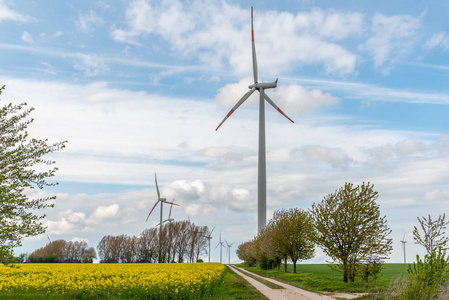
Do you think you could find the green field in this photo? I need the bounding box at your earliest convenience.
[239,263,408,294]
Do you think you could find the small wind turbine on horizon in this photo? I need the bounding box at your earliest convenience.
[225,240,234,265]
[216,7,294,233]
[401,233,407,264]
[195,227,215,263]
[215,232,226,264]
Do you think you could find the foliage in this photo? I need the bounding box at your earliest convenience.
[0,85,66,262]
[97,220,210,263]
[28,239,96,263]
[357,260,383,285]
[0,262,226,299]
[236,240,257,267]
[270,208,315,273]
[396,247,448,300]
[413,214,449,255]
[311,182,392,283]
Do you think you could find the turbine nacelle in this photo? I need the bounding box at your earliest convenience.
[249,79,278,90]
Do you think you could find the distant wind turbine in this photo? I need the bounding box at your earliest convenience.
[215,232,226,264]
[195,227,215,263]
[146,173,179,262]
[216,7,294,233]
[401,233,407,264]
[225,240,234,265]
[146,173,179,226]
[156,199,178,227]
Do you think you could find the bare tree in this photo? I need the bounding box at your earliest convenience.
[413,214,449,254]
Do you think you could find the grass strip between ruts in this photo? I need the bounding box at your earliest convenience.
[233,266,285,290]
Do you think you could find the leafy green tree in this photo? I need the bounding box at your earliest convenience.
[311,182,392,282]
[0,85,66,263]
[270,208,315,273]
[413,214,449,255]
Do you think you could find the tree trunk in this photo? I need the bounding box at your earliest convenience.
[284,257,288,273]
[343,260,349,283]
[293,259,297,273]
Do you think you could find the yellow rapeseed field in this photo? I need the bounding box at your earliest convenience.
[0,263,226,299]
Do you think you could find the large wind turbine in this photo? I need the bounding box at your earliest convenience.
[216,7,294,232]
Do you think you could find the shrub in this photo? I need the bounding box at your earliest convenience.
[396,247,448,299]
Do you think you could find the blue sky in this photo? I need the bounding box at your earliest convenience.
[2,0,449,264]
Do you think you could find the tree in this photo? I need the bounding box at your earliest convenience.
[271,208,315,273]
[413,214,449,255]
[311,182,392,282]
[0,85,66,263]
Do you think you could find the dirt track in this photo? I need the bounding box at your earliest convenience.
[228,265,365,300]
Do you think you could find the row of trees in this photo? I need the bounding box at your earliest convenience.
[28,239,96,263]
[97,220,211,263]
[238,182,393,283]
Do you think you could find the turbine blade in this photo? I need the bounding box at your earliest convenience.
[210,226,215,236]
[251,6,258,83]
[215,88,256,131]
[155,173,161,199]
[146,200,160,222]
[168,202,173,219]
[264,93,294,123]
[165,201,179,206]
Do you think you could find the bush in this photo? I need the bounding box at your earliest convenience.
[396,248,448,299]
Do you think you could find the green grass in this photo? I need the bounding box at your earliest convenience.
[239,263,408,294]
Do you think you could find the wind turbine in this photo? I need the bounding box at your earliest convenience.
[146,173,179,226]
[146,173,179,262]
[225,240,234,265]
[216,7,294,233]
[156,200,178,227]
[194,226,215,263]
[400,233,407,263]
[215,232,225,264]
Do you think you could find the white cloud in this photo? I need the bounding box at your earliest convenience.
[425,32,449,51]
[69,53,109,77]
[77,10,104,31]
[360,13,422,69]
[301,145,352,168]
[91,204,120,220]
[21,31,33,43]
[0,0,34,22]
[215,77,339,115]
[111,1,358,75]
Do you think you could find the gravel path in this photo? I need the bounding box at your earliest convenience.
[228,265,365,300]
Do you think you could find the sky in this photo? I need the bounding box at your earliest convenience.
[2,0,449,264]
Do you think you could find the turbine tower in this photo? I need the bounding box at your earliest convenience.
[225,240,234,265]
[400,233,407,264]
[215,232,225,264]
[195,227,215,263]
[216,7,294,232]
